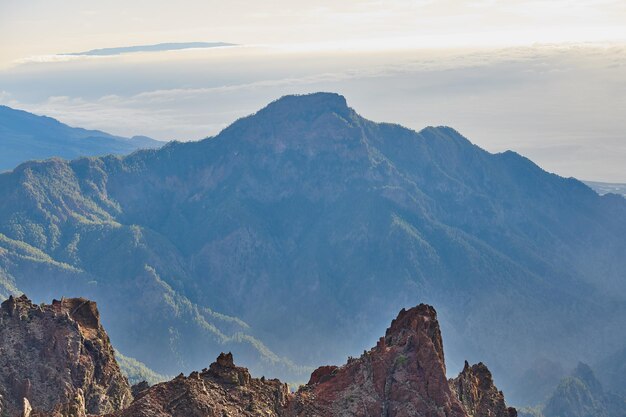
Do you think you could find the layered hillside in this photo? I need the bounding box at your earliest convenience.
[0,105,162,172]
[0,295,132,417]
[0,93,624,405]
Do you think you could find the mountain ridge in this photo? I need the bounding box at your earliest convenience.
[0,104,163,172]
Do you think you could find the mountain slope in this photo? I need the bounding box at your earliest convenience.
[0,93,624,406]
[0,105,163,171]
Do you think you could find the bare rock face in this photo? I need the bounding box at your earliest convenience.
[2,297,515,417]
[108,352,289,417]
[450,361,517,417]
[0,295,132,417]
[288,304,469,417]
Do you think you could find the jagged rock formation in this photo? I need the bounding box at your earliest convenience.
[450,361,517,417]
[107,304,515,417]
[0,294,515,417]
[289,304,468,417]
[108,352,289,417]
[0,295,132,417]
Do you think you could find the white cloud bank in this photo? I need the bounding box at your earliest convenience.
[1,44,625,182]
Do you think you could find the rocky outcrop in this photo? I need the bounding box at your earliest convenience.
[2,296,515,417]
[450,361,517,417]
[100,303,516,417]
[108,352,289,417]
[288,304,469,417]
[0,295,132,417]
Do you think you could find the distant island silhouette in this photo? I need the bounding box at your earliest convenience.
[65,42,236,56]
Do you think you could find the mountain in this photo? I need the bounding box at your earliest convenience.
[519,363,626,417]
[0,93,624,407]
[0,105,163,172]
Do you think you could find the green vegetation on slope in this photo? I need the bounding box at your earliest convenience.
[115,350,169,386]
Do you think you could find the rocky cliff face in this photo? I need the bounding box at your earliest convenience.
[0,295,132,417]
[450,361,517,417]
[289,304,468,417]
[1,296,515,417]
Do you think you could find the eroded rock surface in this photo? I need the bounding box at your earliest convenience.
[289,304,469,417]
[450,361,517,417]
[108,352,288,417]
[0,295,131,417]
[1,296,515,417]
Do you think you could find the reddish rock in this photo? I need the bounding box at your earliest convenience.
[307,365,338,386]
[2,297,516,417]
[0,295,131,417]
[450,361,517,417]
[107,353,289,417]
[288,304,469,417]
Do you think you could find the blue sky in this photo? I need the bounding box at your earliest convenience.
[0,1,625,181]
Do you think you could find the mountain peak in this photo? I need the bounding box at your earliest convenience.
[385,304,441,343]
[258,92,351,119]
[451,361,517,417]
[290,303,514,417]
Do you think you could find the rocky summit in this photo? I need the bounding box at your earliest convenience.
[0,294,515,417]
[289,305,467,416]
[107,352,289,417]
[450,361,517,417]
[112,303,517,417]
[0,295,132,417]
[287,304,516,417]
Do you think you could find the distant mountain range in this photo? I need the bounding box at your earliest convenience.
[0,93,624,409]
[0,105,163,172]
[583,180,626,197]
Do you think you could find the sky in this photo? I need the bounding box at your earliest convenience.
[1,0,625,181]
